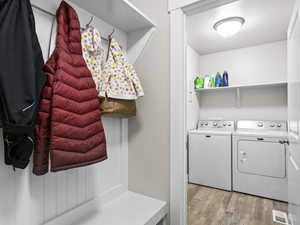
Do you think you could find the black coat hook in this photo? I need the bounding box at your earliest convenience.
[86,16,94,28]
[108,28,115,40]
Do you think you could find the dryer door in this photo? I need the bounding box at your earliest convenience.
[238,139,286,178]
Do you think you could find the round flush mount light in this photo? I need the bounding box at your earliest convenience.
[213,17,245,38]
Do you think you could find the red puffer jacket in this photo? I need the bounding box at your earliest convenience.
[33,1,107,176]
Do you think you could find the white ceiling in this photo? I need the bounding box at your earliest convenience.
[187,0,295,55]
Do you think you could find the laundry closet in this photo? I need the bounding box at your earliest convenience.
[0,0,167,225]
[186,0,295,224]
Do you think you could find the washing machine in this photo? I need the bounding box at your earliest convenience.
[233,120,288,202]
[188,120,234,191]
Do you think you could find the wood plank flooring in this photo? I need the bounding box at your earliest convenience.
[188,184,288,225]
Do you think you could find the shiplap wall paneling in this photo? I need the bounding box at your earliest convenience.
[0,3,129,225]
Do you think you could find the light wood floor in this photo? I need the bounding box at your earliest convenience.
[188,184,288,225]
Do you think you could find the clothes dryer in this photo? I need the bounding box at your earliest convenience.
[233,120,288,202]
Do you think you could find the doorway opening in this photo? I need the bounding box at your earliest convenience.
[184,0,295,224]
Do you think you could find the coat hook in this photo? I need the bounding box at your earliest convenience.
[108,28,115,39]
[86,16,94,28]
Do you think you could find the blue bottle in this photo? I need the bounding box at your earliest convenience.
[222,71,229,87]
[215,73,222,87]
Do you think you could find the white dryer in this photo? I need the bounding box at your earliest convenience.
[189,120,234,191]
[233,120,288,202]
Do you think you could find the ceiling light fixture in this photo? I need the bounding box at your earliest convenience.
[213,17,245,38]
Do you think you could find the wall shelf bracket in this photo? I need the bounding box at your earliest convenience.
[236,87,240,108]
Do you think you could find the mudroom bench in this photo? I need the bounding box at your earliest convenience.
[44,191,168,225]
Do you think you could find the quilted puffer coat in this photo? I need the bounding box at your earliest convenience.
[33,1,107,175]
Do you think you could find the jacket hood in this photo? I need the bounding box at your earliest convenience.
[56,1,82,55]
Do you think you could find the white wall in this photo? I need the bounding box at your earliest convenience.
[0,2,129,225]
[198,40,287,85]
[127,0,170,219]
[199,85,287,120]
[187,46,200,129]
[192,41,288,121]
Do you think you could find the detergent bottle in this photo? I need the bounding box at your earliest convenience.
[199,77,204,88]
[215,73,222,87]
[204,75,210,89]
[194,76,204,89]
[210,76,215,88]
[194,76,200,89]
[222,71,229,87]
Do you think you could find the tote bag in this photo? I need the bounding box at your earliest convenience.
[100,97,136,118]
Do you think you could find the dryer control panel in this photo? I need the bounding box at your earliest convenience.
[236,120,287,131]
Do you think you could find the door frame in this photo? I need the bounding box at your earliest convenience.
[169,1,239,225]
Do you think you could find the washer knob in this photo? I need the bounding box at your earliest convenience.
[227,123,232,126]
[205,122,208,126]
[270,124,275,128]
[213,122,218,127]
[257,122,264,127]
[223,123,227,126]
[277,123,282,128]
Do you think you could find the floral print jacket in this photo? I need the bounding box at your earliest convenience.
[101,39,144,100]
[81,26,105,96]
[82,27,144,100]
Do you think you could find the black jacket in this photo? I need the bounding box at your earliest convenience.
[0,0,46,169]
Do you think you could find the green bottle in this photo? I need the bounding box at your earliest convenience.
[199,77,204,88]
[210,76,215,88]
[194,76,204,89]
[194,77,199,89]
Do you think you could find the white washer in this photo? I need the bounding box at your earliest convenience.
[233,120,288,202]
[188,120,234,191]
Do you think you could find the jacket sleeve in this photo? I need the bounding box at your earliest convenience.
[126,64,144,98]
[111,40,144,98]
[33,55,56,176]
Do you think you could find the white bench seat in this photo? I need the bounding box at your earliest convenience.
[45,191,168,225]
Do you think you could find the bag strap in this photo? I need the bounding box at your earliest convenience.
[106,36,112,62]
[102,37,113,97]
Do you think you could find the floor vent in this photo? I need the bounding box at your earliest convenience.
[273,210,289,225]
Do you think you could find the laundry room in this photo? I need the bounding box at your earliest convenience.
[185,0,295,224]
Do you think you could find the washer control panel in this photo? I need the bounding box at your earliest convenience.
[197,120,234,130]
[236,120,287,131]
